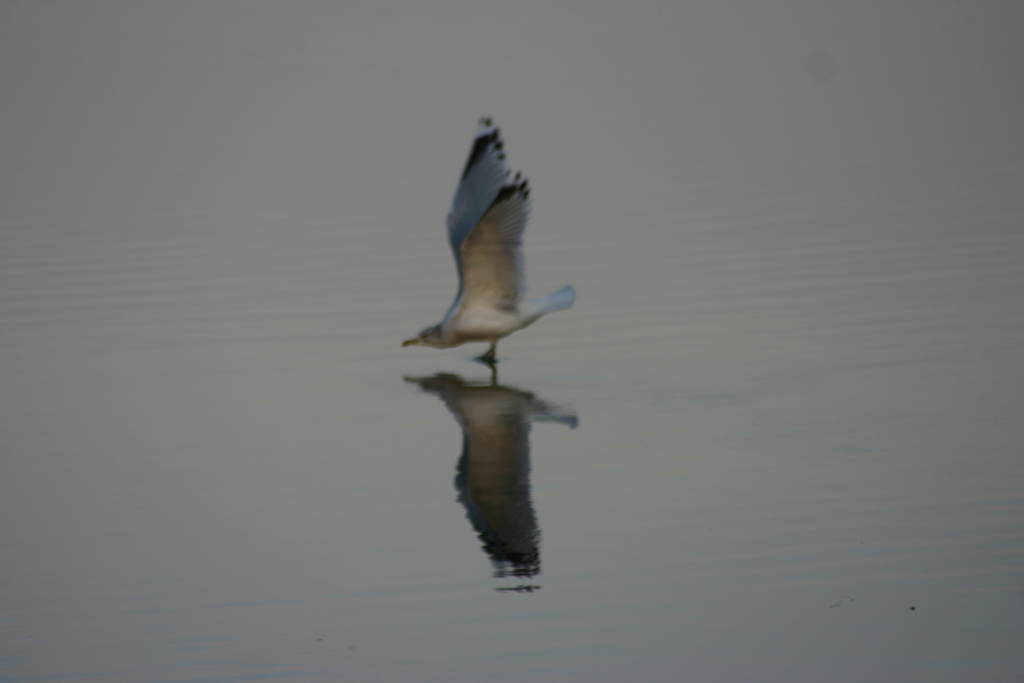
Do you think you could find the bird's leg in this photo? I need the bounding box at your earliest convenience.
[475,342,498,365]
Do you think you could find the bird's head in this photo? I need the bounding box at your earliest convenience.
[402,324,445,348]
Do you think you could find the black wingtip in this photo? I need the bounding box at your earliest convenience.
[460,120,501,180]
[491,177,530,205]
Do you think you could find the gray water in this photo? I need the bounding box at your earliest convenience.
[2,3,1022,682]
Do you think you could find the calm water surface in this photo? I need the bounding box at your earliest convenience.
[2,3,1022,682]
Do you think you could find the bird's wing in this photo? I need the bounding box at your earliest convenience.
[446,119,524,300]
[457,178,530,312]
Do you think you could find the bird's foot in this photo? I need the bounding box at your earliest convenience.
[474,349,498,365]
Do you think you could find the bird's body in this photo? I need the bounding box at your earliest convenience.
[403,118,575,363]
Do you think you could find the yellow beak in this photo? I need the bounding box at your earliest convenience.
[402,338,419,347]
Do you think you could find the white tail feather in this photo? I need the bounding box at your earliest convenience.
[520,285,575,322]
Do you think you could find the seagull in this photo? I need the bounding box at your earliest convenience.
[402,118,575,364]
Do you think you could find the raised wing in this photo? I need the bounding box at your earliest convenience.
[446,119,517,288]
[458,179,530,311]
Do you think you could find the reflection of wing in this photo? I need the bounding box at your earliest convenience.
[405,374,576,581]
[456,388,537,577]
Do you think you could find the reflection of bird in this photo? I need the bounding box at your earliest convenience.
[402,118,575,364]
[405,373,576,583]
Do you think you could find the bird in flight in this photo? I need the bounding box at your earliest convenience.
[403,118,575,364]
